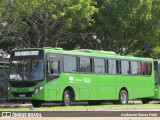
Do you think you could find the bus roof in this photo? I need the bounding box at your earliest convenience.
[43,47,153,61]
[12,47,153,61]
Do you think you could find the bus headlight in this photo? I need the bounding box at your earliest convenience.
[155,88,158,92]
[8,87,11,92]
[34,86,44,94]
[35,89,39,93]
[39,86,43,90]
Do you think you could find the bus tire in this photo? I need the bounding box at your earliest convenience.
[32,100,42,108]
[119,90,128,104]
[22,101,25,104]
[61,89,71,106]
[141,99,150,104]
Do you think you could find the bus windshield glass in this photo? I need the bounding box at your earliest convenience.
[10,59,44,81]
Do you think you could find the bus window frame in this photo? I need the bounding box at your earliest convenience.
[79,56,93,74]
[93,57,106,74]
[63,55,78,73]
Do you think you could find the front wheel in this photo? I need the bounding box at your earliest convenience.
[119,90,128,104]
[61,90,71,106]
[32,100,42,108]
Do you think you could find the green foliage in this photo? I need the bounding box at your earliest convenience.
[152,46,160,58]
[89,0,160,57]
[0,0,97,49]
[0,0,160,58]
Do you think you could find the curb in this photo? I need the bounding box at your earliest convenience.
[1,103,160,111]
[0,103,32,108]
[52,106,160,111]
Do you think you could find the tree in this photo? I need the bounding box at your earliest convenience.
[6,0,97,48]
[1,0,160,58]
[89,0,160,57]
[0,0,17,52]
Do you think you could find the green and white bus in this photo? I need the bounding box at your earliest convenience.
[8,47,155,107]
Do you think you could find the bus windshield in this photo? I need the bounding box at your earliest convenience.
[10,59,44,81]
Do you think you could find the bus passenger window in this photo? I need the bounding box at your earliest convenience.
[141,62,152,75]
[108,59,116,74]
[131,61,142,75]
[79,57,92,73]
[64,56,77,72]
[94,58,105,74]
[137,62,142,75]
[121,60,130,75]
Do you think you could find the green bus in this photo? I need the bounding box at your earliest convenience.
[0,59,9,101]
[8,47,155,107]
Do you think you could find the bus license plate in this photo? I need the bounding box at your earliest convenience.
[19,94,25,97]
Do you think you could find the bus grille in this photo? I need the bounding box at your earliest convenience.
[9,82,36,87]
[12,92,34,97]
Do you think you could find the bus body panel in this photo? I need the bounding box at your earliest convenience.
[46,81,57,101]
[153,85,160,99]
[97,75,117,100]
[131,76,154,98]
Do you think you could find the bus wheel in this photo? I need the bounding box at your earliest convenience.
[22,101,25,104]
[61,89,71,106]
[141,99,150,104]
[32,100,42,108]
[119,90,128,104]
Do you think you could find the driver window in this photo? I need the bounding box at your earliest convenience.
[47,60,60,75]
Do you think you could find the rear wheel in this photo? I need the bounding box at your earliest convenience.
[141,99,150,104]
[61,89,71,106]
[118,90,128,104]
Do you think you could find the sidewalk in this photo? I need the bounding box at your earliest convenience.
[0,103,32,108]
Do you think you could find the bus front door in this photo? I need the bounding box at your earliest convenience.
[153,61,160,99]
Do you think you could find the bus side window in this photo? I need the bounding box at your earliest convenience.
[131,61,139,75]
[47,60,59,75]
[46,60,60,81]
[108,59,116,74]
[79,57,92,73]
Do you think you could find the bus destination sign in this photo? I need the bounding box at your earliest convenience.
[14,51,39,56]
